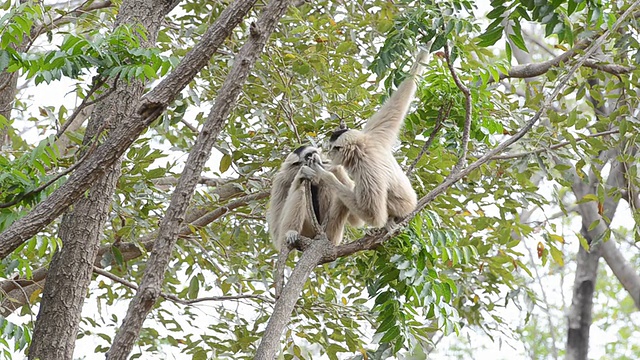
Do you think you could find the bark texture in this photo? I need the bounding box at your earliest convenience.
[255,237,330,360]
[566,243,600,360]
[27,1,178,359]
[106,0,289,358]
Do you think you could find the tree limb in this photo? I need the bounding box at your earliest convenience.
[255,236,331,360]
[444,43,471,172]
[492,129,619,160]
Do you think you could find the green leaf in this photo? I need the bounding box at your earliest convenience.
[549,246,564,266]
[188,276,200,299]
[430,34,447,52]
[380,325,401,343]
[219,154,232,173]
[477,25,504,47]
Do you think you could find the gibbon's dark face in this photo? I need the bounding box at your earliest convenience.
[286,145,320,167]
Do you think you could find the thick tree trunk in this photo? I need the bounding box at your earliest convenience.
[0,71,19,147]
[27,1,178,359]
[566,242,600,360]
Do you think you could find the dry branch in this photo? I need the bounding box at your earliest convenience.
[492,129,620,160]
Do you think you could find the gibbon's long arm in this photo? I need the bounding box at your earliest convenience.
[362,50,430,148]
[274,172,308,250]
[328,165,364,227]
[305,162,389,227]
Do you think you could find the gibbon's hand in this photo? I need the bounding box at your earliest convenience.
[299,165,317,182]
[305,152,323,168]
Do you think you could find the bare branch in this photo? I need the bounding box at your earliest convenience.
[152,175,237,188]
[492,129,620,160]
[255,236,331,360]
[523,30,635,75]
[179,118,199,133]
[583,59,636,75]
[55,77,110,140]
[444,43,471,172]
[495,40,590,82]
[93,267,273,306]
[406,102,450,176]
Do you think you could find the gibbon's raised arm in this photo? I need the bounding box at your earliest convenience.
[362,50,430,148]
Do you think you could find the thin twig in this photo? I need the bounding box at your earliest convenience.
[179,118,199,133]
[443,43,472,172]
[0,128,104,208]
[27,1,113,52]
[492,129,619,160]
[405,102,451,176]
[55,77,109,139]
[92,266,273,305]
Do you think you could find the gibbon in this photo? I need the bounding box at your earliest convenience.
[266,145,362,250]
[303,50,429,229]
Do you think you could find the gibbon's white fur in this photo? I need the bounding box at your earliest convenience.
[266,145,363,250]
[304,50,429,228]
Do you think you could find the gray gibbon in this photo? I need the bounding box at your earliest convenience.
[266,145,363,250]
[303,50,429,229]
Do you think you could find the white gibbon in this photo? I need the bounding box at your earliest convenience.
[266,145,362,250]
[303,50,429,229]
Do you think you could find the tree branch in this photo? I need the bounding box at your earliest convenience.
[494,40,590,82]
[492,129,619,160]
[92,267,273,306]
[444,43,471,172]
[406,102,450,176]
[255,236,331,360]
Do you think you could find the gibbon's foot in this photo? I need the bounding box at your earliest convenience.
[285,230,299,248]
[384,218,402,233]
[365,227,385,237]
